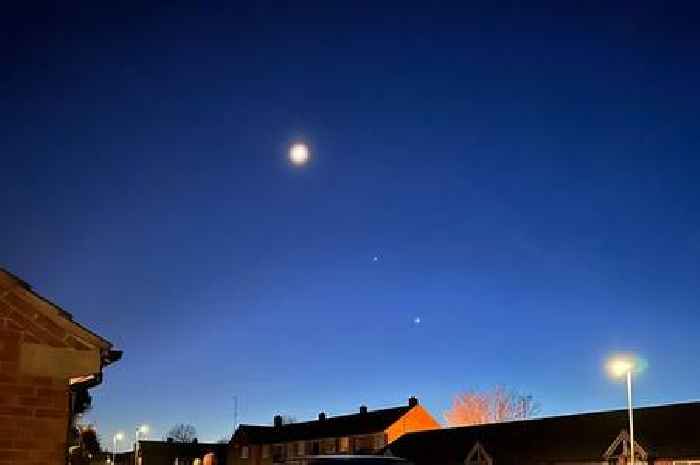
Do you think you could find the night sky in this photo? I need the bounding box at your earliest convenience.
[2,2,699,444]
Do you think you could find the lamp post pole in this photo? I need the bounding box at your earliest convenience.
[627,370,635,465]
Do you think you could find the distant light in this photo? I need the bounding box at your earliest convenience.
[289,143,310,166]
[413,316,421,325]
[138,424,150,435]
[372,256,379,262]
[606,356,635,378]
[114,432,124,441]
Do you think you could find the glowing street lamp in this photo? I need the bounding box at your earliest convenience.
[135,424,149,464]
[112,432,124,465]
[136,424,149,439]
[606,356,637,465]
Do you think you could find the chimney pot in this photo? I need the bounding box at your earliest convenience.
[318,412,326,421]
[274,415,283,427]
[360,405,368,414]
[408,396,418,407]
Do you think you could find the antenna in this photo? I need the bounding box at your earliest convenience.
[233,395,239,432]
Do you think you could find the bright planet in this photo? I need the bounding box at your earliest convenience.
[289,142,310,166]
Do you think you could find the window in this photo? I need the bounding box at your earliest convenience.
[354,436,373,453]
[373,434,386,450]
[262,445,271,458]
[297,441,305,456]
[339,437,350,453]
[273,444,285,461]
[323,439,336,454]
[241,446,249,459]
[674,462,700,465]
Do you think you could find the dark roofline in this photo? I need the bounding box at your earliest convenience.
[234,402,419,443]
[238,405,412,430]
[428,399,700,435]
[387,400,700,464]
[138,440,226,446]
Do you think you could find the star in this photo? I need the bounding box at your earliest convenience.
[372,256,379,262]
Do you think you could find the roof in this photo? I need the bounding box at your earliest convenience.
[138,440,227,458]
[387,401,700,465]
[0,267,115,350]
[235,406,414,443]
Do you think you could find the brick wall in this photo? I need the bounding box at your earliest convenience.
[386,405,441,444]
[0,288,84,465]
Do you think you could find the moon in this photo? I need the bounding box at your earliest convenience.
[289,142,310,166]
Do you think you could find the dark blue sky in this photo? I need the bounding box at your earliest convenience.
[2,1,699,443]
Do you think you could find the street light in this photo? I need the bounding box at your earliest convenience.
[135,424,150,465]
[113,432,124,465]
[606,356,637,465]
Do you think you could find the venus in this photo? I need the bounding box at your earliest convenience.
[289,142,310,166]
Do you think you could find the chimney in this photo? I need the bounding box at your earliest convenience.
[359,405,368,414]
[408,396,419,407]
[274,415,283,427]
[193,438,198,444]
[167,437,174,443]
[318,412,326,421]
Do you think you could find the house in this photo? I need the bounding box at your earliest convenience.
[385,401,700,465]
[136,439,228,465]
[229,397,439,465]
[0,268,121,465]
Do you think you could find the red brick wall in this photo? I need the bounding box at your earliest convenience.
[0,292,75,465]
[386,405,441,444]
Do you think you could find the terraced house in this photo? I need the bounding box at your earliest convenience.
[229,397,439,465]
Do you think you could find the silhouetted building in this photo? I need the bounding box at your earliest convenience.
[136,439,227,465]
[229,397,439,465]
[386,401,700,465]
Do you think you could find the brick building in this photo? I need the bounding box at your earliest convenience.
[229,397,439,465]
[385,401,700,465]
[0,268,121,465]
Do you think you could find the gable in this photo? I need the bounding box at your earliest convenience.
[387,405,441,443]
[465,442,493,465]
[0,269,117,381]
[603,430,648,460]
[0,270,111,351]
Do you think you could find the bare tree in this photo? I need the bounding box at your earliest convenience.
[444,386,540,427]
[166,424,197,443]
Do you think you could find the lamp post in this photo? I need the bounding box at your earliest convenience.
[113,432,124,465]
[607,357,637,465]
[134,424,149,465]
